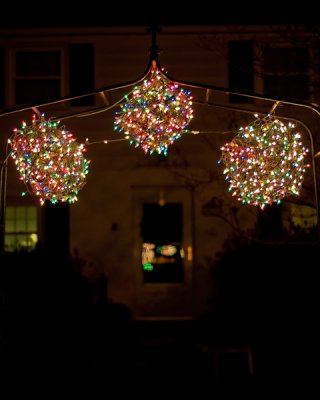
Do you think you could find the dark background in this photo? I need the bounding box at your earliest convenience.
[0,2,317,28]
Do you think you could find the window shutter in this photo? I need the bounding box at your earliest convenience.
[44,202,70,260]
[69,44,94,106]
[228,41,254,103]
[0,46,5,108]
[257,204,283,240]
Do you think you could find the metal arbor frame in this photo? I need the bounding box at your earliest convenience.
[1,27,320,264]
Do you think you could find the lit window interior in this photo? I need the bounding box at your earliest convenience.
[5,206,38,252]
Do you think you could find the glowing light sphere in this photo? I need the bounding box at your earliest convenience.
[10,115,90,205]
[114,67,193,155]
[220,115,309,209]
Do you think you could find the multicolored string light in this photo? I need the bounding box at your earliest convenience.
[114,67,193,155]
[220,115,309,209]
[10,114,90,205]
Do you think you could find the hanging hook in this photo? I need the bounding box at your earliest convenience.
[147,25,162,64]
[31,107,41,118]
[269,101,281,115]
[99,91,109,106]
[158,190,165,207]
[205,89,211,104]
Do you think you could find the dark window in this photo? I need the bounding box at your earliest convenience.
[228,41,254,103]
[44,202,70,260]
[69,44,94,106]
[257,204,283,240]
[15,51,61,104]
[264,75,309,100]
[263,48,309,101]
[16,79,60,104]
[141,203,184,283]
[0,46,4,108]
[16,51,61,76]
[263,48,309,74]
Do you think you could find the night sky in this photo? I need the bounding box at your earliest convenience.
[0,2,317,28]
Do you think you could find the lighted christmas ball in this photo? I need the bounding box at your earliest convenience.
[114,67,193,155]
[220,115,309,209]
[10,115,90,205]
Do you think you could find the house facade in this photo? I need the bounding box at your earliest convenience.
[1,23,318,319]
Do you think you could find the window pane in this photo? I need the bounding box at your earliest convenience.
[5,220,15,233]
[290,204,317,229]
[264,48,309,73]
[5,235,15,252]
[16,51,61,76]
[27,207,36,219]
[6,207,14,218]
[264,75,309,100]
[16,79,60,104]
[16,234,29,251]
[27,207,37,231]
[27,219,37,232]
[5,206,38,252]
[29,233,38,247]
[15,207,26,219]
[142,203,182,243]
[141,203,184,283]
[16,219,27,232]
[263,47,309,101]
